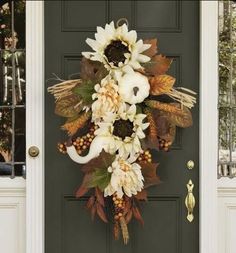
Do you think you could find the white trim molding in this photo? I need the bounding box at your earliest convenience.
[218,188,236,253]
[0,178,26,253]
[26,2,44,253]
[200,1,218,253]
[25,1,219,253]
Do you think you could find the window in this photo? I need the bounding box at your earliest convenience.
[218,0,236,178]
[0,1,26,177]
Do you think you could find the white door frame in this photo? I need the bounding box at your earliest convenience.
[26,1,219,253]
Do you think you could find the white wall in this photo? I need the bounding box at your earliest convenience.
[0,178,25,253]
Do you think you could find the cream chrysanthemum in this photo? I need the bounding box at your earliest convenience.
[92,75,124,122]
[82,22,151,73]
[94,104,149,158]
[104,157,144,198]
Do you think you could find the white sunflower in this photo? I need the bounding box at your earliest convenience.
[94,104,149,158]
[104,156,144,198]
[92,75,125,123]
[82,21,151,73]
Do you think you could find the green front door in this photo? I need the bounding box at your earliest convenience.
[45,1,199,252]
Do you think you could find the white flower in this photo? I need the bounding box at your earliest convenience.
[104,157,144,198]
[92,75,125,122]
[118,72,150,104]
[95,104,149,158]
[82,21,151,73]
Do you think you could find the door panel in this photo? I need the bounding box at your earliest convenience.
[45,1,199,253]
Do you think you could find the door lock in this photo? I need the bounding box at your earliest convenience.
[187,160,194,170]
[28,146,40,157]
[185,179,195,223]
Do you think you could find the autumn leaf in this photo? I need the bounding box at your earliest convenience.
[80,57,108,82]
[91,205,96,221]
[149,75,176,95]
[75,173,93,198]
[95,187,105,207]
[86,196,95,209]
[145,54,172,75]
[82,150,115,173]
[135,189,148,201]
[125,210,133,224]
[132,206,144,226]
[96,202,108,223]
[61,111,91,136]
[149,109,176,144]
[55,95,82,118]
[139,162,161,188]
[159,103,193,128]
[145,100,185,116]
[143,38,158,58]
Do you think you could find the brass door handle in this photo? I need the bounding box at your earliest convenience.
[28,146,40,157]
[185,180,195,222]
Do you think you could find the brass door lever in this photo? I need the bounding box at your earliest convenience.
[185,179,195,222]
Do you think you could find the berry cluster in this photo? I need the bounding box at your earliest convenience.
[57,125,97,155]
[113,194,125,221]
[158,137,172,152]
[138,150,152,163]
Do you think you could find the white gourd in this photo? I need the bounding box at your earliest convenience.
[118,72,150,104]
[66,136,107,164]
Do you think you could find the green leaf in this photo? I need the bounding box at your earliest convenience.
[73,80,95,105]
[89,168,111,191]
[136,104,143,114]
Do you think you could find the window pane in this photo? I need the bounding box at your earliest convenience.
[218,1,236,178]
[219,108,230,163]
[0,1,26,177]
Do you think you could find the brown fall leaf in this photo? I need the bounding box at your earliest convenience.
[86,196,95,209]
[143,38,158,58]
[145,54,172,75]
[132,206,144,226]
[95,187,105,207]
[159,103,193,128]
[55,95,82,118]
[75,173,93,198]
[61,111,91,136]
[149,74,176,95]
[81,150,115,173]
[96,202,108,223]
[139,162,161,188]
[145,100,185,116]
[150,109,176,144]
[80,57,108,82]
[125,210,133,224]
[165,103,193,128]
[135,189,148,201]
[91,205,96,221]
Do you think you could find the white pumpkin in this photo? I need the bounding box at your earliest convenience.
[118,72,150,104]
